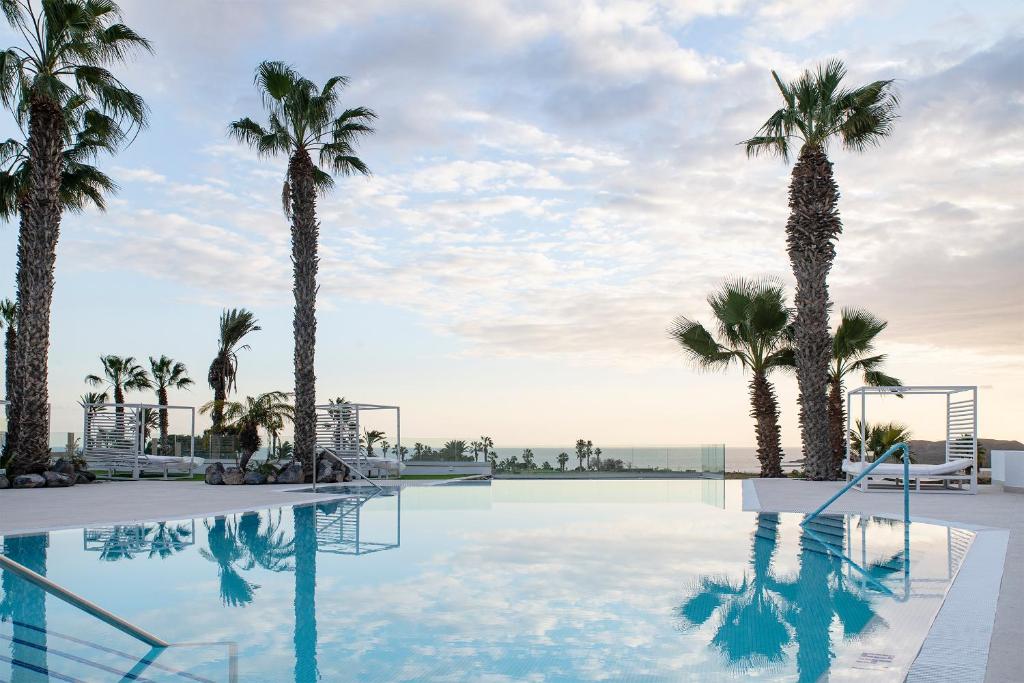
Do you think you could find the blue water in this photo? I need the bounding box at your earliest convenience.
[0,481,970,682]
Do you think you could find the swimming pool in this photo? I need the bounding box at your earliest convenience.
[0,480,971,682]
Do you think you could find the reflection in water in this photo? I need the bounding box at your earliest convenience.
[200,512,294,607]
[0,534,48,682]
[84,521,195,561]
[294,505,318,683]
[680,513,907,682]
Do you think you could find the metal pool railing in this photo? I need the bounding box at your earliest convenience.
[801,442,912,599]
[0,553,167,647]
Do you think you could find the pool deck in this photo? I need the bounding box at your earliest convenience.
[747,479,1021,683]
[0,477,1019,682]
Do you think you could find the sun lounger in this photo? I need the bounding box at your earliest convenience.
[842,457,974,492]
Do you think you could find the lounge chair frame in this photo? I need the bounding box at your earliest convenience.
[845,386,977,494]
[82,402,196,480]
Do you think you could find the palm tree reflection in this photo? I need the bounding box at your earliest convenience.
[201,512,294,607]
[680,513,894,682]
[0,533,49,681]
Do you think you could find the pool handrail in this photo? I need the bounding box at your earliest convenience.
[0,552,168,647]
[801,442,911,528]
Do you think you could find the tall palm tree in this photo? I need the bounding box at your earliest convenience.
[229,61,376,471]
[207,308,261,432]
[0,298,16,461]
[557,452,569,472]
[670,279,794,478]
[149,355,193,452]
[744,60,899,480]
[201,391,294,471]
[828,309,901,474]
[85,355,151,405]
[0,0,150,477]
[479,435,494,463]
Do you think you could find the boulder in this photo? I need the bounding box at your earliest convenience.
[74,472,93,485]
[316,459,336,483]
[266,473,277,484]
[77,470,97,482]
[334,462,352,483]
[243,471,267,485]
[204,462,226,485]
[276,461,305,484]
[51,458,76,477]
[13,474,46,488]
[43,471,73,487]
[0,475,9,489]
[222,467,244,485]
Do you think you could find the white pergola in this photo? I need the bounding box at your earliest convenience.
[314,402,401,479]
[846,385,978,493]
[81,402,196,479]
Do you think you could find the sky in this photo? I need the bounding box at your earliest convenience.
[0,0,1021,449]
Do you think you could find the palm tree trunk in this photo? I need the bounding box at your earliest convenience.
[4,323,18,462]
[786,144,842,481]
[208,356,227,433]
[158,386,169,453]
[289,149,318,474]
[827,376,846,473]
[749,372,785,478]
[8,96,64,477]
[114,384,125,444]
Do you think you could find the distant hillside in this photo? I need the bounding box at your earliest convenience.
[908,438,1023,465]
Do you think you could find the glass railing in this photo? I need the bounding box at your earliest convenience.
[402,443,726,478]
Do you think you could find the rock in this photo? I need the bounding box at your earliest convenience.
[78,470,97,482]
[316,459,336,483]
[204,462,225,485]
[43,471,73,487]
[0,475,9,489]
[243,471,267,485]
[51,458,76,477]
[74,472,92,485]
[266,473,277,484]
[334,462,352,483]
[13,474,46,488]
[222,467,244,485]
[276,461,305,484]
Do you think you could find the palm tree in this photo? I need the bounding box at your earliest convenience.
[470,440,481,461]
[85,355,152,437]
[201,391,294,471]
[0,0,150,477]
[827,309,902,474]
[0,298,16,461]
[575,439,587,470]
[744,60,899,480]
[149,355,193,452]
[479,435,494,463]
[207,308,261,432]
[557,452,569,472]
[849,421,913,463]
[229,61,376,472]
[363,429,385,457]
[440,439,468,460]
[79,390,108,417]
[521,448,535,470]
[278,440,294,461]
[670,279,794,478]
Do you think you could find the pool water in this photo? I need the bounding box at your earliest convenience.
[0,480,971,682]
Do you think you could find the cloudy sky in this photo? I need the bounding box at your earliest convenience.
[0,0,1021,448]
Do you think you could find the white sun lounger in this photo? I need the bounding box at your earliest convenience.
[842,457,975,492]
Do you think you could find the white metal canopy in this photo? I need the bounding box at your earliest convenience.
[81,402,196,479]
[314,402,401,482]
[846,385,978,493]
